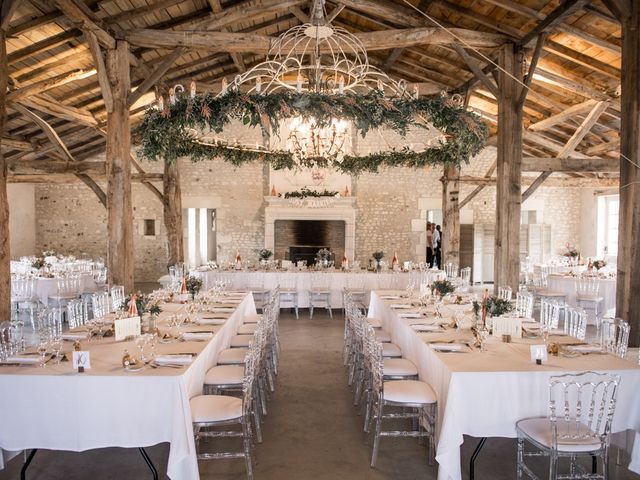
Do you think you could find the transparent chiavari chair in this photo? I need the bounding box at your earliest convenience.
[309,272,332,319]
[67,299,89,329]
[540,299,561,330]
[532,271,566,304]
[444,262,459,279]
[48,275,81,308]
[343,273,367,317]
[576,276,604,327]
[516,371,621,480]
[459,267,471,292]
[92,267,107,291]
[515,292,534,320]
[0,320,25,360]
[191,350,257,479]
[110,285,125,312]
[277,273,299,319]
[91,291,110,320]
[247,272,269,311]
[367,336,437,468]
[600,318,630,358]
[36,307,63,341]
[563,306,587,340]
[377,273,399,291]
[497,286,513,301]
[10,276,37,327]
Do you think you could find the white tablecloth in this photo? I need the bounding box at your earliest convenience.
[0,293,256,480]
[547,274,617,316]
[368,292,640,480]
[33,274,98,304]
[193,270,444,308]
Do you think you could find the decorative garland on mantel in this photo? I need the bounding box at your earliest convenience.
[134,89,489,174]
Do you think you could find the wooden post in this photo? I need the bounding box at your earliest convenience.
[163,160,184,269]
[617,2,640,346]
[441,164,460,266]
[106,40,134,291]
[0,30,10,321]
[494,43,524,293]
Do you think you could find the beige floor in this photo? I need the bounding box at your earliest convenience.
[1,309,639,480]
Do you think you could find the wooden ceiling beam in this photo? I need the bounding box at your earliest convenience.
[127,48,184,108]
[452,44,498,97]
[528,99,599,131]
[0,0,20,30]
[584,138,620,155]
[7,29,79,64]
[521,156,618,172]
[6,69,95,102]
[13,94,98,127]
[189,0,305,30]
[102,0,185,25]
[54,0,115,49]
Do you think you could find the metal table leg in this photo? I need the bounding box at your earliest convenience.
[469,437,487,480]
[139,447,159,480]
[20,449,38,480]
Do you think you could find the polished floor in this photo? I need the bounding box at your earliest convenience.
[1,308,639,480]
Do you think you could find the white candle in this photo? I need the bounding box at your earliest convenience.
[157,96,164,111]
[169,87,175,105]
[190,80,196,98]
[296,74,302,93]
[413,83,419,99]
[256,76,262,93]
[221,78,228,94]
[338,75,344,94]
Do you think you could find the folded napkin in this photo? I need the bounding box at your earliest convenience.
[61,332,89,341]
[550,329,568,336]
[182,332,214,341]
[567,344,603,353]
[196,318,226,325]
[411,324,442,332]
[390,304,412,309]
[154,354,194,365]
[210,307,235,313]
[4,355,40,364]
[398,312,422,319]
[381,295,402,300]
[429,343,464,352]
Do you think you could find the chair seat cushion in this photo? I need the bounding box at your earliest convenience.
[576,295,604,302]
[204,365,244,386]
[216,348,248,365]
[367,318,383,329]
[375,330,392,343]
[242,314,262,324]
[382,342,402,358]
[237,323,257,335]
[190,394,242,423]
[516,417,602,453]
[383,358,418,377]
[49,294,78,301]
[535,289,565,298]
[230,334,253,348]
[383,380,437,404]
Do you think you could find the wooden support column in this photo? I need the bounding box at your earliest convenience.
[106,40,133,291]
[0,29,10,321]
[495,43,524,293]
[441,164,460,266]
[616,1,640,346]
[163,160,184,269]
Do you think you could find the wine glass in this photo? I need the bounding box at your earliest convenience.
[541,324,550,346]
[51,335,63,364]
[478,326,489,352]
[37,339,49,367]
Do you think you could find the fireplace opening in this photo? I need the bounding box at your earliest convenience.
[274,219,346,264]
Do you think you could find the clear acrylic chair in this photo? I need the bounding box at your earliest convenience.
[309,272,332,319]
[10,276,37,327]
[67,299,89,329]
[515,292,534,319]
[563,306,587,340]
[110,285,125,312]
[498,286,513,301]
[600,318,630,358]
[48,275,81,309]
[247,273,269,311]
[532,271,567,305]
[540,299,561,330]
[91,291,110,320]
[277,274,298,319]
[459,267,471,292]
[377,273,399,291]
[516,371,621,480]
[444,262,459,279]
[36,307,63,340]
[343,273,367,317]
[576,276,604,327]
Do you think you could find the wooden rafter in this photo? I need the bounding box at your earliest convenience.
[528,99,600,131]
[54,0,116,49]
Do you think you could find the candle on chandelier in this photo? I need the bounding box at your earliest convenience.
[190,80,196,98]
[221,77,228,94]
[296,74,303,93]
[256,76,262,93]
[157,95,164,111]
[413,83,419,99]
[338,75,344,94]
[169,87,176,105]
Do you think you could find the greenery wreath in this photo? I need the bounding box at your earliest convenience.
[134,89,488,174]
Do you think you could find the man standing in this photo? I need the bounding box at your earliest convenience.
[434,225,442,269]
[426,222,433,267]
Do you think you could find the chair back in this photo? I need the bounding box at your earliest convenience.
[92,291,110,319]
[11,276,34,302]
[564,306,587,340]
[57,275,80,297]
[247,272,265,291]
[515,292,534,319]
[497,286,513,301]
[110,285,125,311]
[576,276,600,297]
[0,321,22,359]
[346,274,365,292]
[377,273,399,290]
[67,299,89,329]
[278,274,297,291]
[548,372,620,448]
[444,262,459,279]
[459,267,471,291]
[600,318,630,358]
[533,271,549,288]
[540,299,561,329]
[310,272,330,291]
[36,307,63,340]
[93,267,107,287]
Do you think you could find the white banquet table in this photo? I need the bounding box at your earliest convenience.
[32,274,97,303]
[368,291,640,480]
[547,273,617,316]
[194,270,444,308]
[0,293,256,480]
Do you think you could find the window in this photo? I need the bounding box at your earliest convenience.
[520,210,537,225]
[184,208,216,267]
[597,195,619,259]
[143,219,156,237]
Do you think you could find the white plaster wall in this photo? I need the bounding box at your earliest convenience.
[8,184,36,258]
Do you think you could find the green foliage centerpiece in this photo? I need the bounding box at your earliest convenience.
[431,279,455,297]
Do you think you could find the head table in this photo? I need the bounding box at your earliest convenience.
[190,269,445,308]
[0,292,257,480]
[368,291,640,480]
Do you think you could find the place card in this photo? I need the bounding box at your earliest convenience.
[114,316,141,341]
[492,316,522,339]
[530,345,548,365]
[72,351,91,371]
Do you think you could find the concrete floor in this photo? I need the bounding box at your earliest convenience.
[1,309,639,480]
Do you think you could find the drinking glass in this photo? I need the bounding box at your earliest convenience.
[37,340,49,367]
[541,324,550,346]
[51,335,63,364]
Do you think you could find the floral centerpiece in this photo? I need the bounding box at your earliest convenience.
[431,279,455,297]
[593,259,607,271]
[185,275,203,296]
[481,295,514,317]
[316,248,331,267]
[283,187,339,199]
[31,257,46,270]
[121,293,162,316]
[562,243,580,263]
[258,248,273,263]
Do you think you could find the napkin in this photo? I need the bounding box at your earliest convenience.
[430,343,464,352]
[182,332,214,341]
[61,332,90,341]
[210,307,235,313]
[196,318,226,325]
[4,355,40,364]
[398,312,422,319]
[567,345,603,353]
[381,295,402,300]
[390,304,412,309]
[411,324,442,332]
[154,354,194,365]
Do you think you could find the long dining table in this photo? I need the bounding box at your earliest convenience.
[0,292,256,480]
[368,291,640,480]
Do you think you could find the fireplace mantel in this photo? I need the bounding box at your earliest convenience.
[264,196,356,261]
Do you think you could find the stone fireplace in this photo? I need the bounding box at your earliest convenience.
[264,196,356,262]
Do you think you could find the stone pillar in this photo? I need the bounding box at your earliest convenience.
[441,164,460,266]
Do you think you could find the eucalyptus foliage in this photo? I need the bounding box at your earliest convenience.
[135,89,488,173]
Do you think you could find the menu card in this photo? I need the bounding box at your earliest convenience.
[114,316,141,341]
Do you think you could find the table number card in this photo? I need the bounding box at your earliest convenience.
[72,351,91,371]
[114,316,141,341]
[492,316,522,338]
[530,345,548,364]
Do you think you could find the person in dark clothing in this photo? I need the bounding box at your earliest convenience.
[434,225,442,269]
[426,221,434,267]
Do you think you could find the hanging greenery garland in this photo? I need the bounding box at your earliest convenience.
[134,89,489,173]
